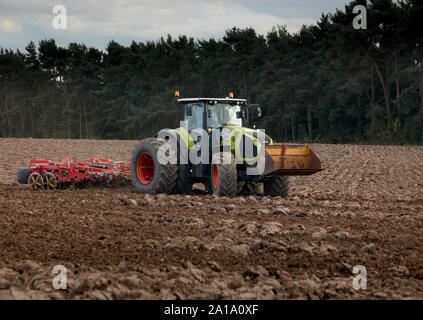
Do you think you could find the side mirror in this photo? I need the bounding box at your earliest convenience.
[246,104,262,118]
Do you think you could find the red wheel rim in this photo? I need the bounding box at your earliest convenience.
[212,164,218,189]
[136,152,154,184]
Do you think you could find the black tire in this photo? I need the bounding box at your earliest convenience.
[174,138,193,194]
[74,179,88,189]
[131,138,177,194]
[210,152,237,196]
[59,182,71,190]
[264,176,289,197]
[208,178,243,195]
[204,181,212,194]
[241,182,263,195]
[17,168,30,184]
[237,182,245,194]
[160,129,192,194]
[173,164,193,194]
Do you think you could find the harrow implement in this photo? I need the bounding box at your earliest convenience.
[17,156,131,190]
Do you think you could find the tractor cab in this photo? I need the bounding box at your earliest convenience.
[177,97,251,131]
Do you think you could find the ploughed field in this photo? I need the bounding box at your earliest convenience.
[0,138,422,300]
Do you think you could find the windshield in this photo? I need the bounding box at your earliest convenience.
[208,103,242,128]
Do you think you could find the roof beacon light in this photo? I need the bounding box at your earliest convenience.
[229,92,234,98]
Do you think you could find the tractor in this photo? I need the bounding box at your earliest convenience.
[130,93,323,197]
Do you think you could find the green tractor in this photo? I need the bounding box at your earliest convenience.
[130,94,322,197]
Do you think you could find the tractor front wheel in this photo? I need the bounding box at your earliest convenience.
[241,182,263,195]
[210,152,237,197]
[131,138,177,194]
[264,177,289,197]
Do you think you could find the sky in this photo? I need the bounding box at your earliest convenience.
[0,0,349,51]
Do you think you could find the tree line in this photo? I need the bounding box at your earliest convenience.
[0,0,422,144]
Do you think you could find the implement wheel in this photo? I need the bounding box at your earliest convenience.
[28,173,43,190]
[59,182,71,190]
[131,138,177,194]
[17,168,30,184]
[74,179,88,189]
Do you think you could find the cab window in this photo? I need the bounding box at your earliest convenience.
[184,103,204,131]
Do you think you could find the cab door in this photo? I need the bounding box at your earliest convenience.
[184,102,209,177]
[184,103,205,132]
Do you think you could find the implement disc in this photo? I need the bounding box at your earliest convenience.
[43,172,57,190]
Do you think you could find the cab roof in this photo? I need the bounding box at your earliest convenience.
[177,97,247,104]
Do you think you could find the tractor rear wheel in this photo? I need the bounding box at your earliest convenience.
[210,152,237,197]
[17,168,30,184]
[264,177,289,197]
[131,138,177,194]
[173,136,193,194]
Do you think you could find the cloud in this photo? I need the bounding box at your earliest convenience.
[0,19,22,32]
[0,0,349,50]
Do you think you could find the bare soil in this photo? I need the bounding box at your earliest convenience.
[0,138,422,300]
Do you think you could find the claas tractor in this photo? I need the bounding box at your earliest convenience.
[130,94,322,197]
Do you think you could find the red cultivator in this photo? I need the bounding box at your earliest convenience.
[17,157,131,190]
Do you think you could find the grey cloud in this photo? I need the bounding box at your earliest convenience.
[236,0,348,17]
[0,0,350,50]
